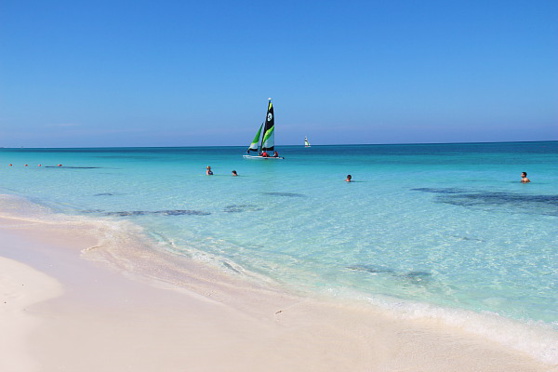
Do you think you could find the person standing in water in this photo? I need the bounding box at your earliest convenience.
[345,175,352,182]
[521,172,530,183]
[206,166,213,175]
[232,170,238,176]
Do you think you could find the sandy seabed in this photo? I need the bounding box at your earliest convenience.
[0,213,556,372]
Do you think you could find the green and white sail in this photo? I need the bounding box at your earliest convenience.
[247,123,263,153]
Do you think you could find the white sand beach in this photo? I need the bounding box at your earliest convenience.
[0,214,555,372]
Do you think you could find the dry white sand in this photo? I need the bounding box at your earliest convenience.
[0,256,62,372]
[0,215,555,372]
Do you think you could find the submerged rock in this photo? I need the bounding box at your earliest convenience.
[106,210,210,217]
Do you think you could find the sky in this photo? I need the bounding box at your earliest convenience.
[1,0,557,148]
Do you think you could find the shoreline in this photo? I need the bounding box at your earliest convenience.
[0,196,556,371]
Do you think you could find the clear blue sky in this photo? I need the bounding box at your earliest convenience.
[1,0,557,147]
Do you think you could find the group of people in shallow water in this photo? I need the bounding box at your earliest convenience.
[5,164,63,167]
[207,165,352,180]
[206,166,237,176]
[345,173,530,183]
[206,166,532,184]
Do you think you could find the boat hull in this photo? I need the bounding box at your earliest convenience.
[243,155,285,160]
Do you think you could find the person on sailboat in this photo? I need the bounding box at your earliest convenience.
[273,151,279,157]
[206,166,213,175]
[261,151,269,157]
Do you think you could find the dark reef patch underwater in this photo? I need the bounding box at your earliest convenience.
[262,192,306,198]
[105,210,211,216]
[45,166,102,169]
[223,204,263,213]
[412,188,558,216]
[347,264,433,285]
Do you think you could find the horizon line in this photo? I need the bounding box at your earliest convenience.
[1,139,557,150]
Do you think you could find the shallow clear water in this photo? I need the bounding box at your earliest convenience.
[1,142,557,328]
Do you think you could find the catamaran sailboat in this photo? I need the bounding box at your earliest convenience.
[304,136,311,147]
[243,98,284,159]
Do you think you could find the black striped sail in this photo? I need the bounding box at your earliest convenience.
[260,99,275,152]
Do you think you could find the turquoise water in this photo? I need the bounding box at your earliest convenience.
[1,142,557,355]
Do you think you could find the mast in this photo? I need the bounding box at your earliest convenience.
[260,98,275,152]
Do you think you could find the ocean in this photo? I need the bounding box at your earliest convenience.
[1,141,557,362]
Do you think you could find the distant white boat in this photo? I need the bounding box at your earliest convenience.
[243,98,284,160]
[304,136,311,148]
